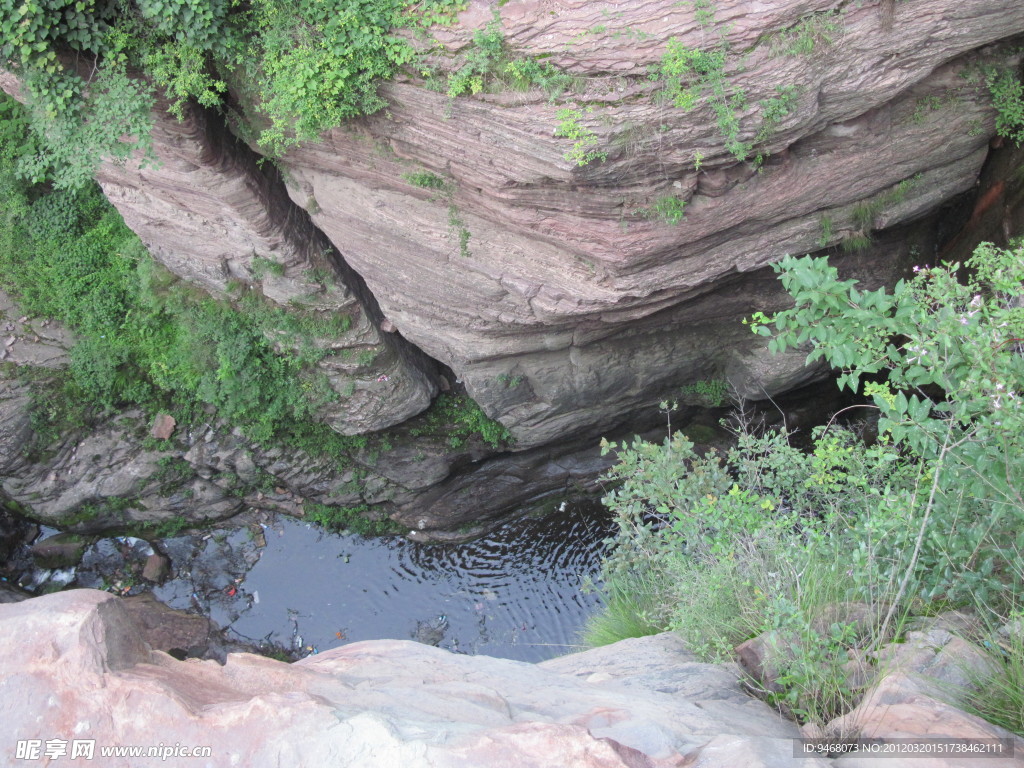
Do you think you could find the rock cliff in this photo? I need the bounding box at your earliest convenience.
[2,0,1024,529]
[280,0,1024,448]
[0,294,609,534]
[94,99,440,437]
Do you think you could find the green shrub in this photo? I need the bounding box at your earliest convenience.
[770,11,842,57]
[751,85,799,163]
[755,244,1024,610]
[638,195,687,225]
[653,38,752,162]
[403,170,448,190]
[0,0,467,182]
[596,423,912,723]
[594,239,1024,728]
[961,615,1024,736]
[148,515,193,539]
[817,215,834,248]
[679,378,727,406]
[986,67,1024,146]
[554,107,606,167]
[653,33,805,164]
[407,393,512,449]
[655,40,727,112]
[839,232,872,253]
[0,100,345,446]
[445,15,575,101]
[446,16,507,98]
[581,575,668,647]
[303,501,402,535]
[250,0,424,153]
[251,256,286,278]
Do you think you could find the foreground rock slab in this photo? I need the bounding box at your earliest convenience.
[4,591,1021,767]
[0,590,824,767]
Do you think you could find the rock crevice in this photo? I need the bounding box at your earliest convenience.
[93,98,441,436]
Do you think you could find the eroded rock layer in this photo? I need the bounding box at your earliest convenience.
[94,100,439,435]
[275,0,1024,446]
[2,1,1024,527]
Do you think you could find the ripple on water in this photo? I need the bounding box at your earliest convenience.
[217,503,614,662]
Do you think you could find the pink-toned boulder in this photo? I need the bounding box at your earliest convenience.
[149,413,176,440]
[0,591,820,768]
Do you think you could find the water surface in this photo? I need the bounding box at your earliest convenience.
[142,503,613,662]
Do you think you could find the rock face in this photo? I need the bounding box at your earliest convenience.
[0,289,73,368]
[0,276,611,535]
[273,0,1024,447]
[3,590,1021,767]
[3,1,1024,528]
[93,98,439,436]
[0,364,614,534]
[4,1,1018,453]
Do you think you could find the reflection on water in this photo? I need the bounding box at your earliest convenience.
[150,502,614,663]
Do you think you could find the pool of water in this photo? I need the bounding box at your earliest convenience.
[60,501,616,663]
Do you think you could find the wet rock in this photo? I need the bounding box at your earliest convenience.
[141,552,171,583]
[0,371,622,534]
[0,397,248,532]
[0,503,34,565]
[120,592,211,657]
[0,581,28,603]
[413,615,449,646]
[31,532,91,569]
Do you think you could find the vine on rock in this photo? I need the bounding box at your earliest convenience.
[0,0,465,187]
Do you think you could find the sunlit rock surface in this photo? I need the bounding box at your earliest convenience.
[4,590,1022,767]
[0,590,814,767]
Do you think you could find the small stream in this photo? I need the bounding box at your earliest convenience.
[30,502,615,663]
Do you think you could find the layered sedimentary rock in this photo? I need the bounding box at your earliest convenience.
[92,98,439,435]
[274,0,1024,447]
[3,0,1024,527]
[0,357,610,535]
